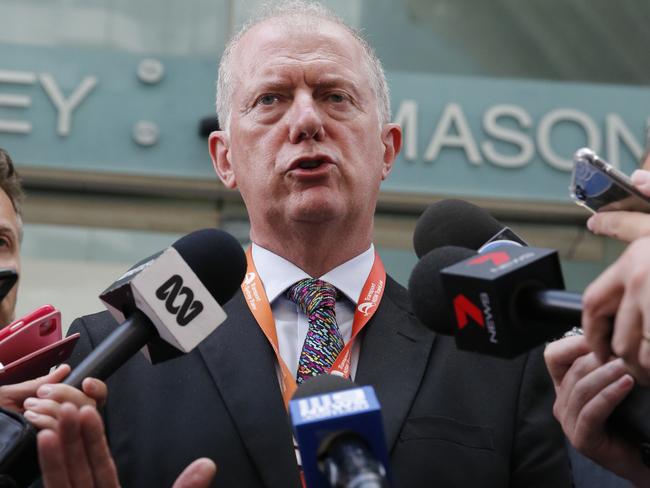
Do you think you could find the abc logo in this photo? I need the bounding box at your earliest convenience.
[155,275,204,326]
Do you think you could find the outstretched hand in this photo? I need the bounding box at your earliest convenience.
[38,403,217,488]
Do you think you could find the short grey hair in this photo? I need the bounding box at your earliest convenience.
[216,0,391,133]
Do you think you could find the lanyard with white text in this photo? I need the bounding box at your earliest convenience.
[240,247,386,407]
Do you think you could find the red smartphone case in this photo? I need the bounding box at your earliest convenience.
[0,304,57,342]
[0,307,80,386]
[0,334,80,385]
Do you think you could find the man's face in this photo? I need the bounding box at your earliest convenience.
[210,20,401,233]
[0,189,20,326]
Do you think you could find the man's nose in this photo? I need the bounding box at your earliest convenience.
[287,94,324,143]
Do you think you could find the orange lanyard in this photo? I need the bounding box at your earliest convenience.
[241,247,386,406]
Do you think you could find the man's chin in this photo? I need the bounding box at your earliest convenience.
[286,192,345,223]
[291,209,340,224]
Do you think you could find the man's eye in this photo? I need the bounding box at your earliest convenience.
[327,93,346,103]
[257,94,279,106]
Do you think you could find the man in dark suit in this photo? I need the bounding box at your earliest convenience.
[27,2,571,486]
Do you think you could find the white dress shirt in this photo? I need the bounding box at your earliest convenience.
[251,243,375,381]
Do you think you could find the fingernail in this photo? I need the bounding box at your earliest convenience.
[84,379,97,393]
[37,386,51,397]
[610,357,626,371]
[586,216,595,231]
[618,374,635,389]
[631,169,650,185]
[24,410,38,420]
[23,398,37,409]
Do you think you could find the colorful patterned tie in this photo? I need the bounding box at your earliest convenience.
[286,278,344,384]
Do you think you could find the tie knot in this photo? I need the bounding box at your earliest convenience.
[286,278,338,316]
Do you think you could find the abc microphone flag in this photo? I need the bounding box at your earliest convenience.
[64,228,246,387]
[99,243,226,362]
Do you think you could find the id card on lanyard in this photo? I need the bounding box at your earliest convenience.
[240,247,386,406]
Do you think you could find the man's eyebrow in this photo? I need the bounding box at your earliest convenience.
[0,224,17,240]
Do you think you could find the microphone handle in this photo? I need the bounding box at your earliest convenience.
[63,310,155,388]
[323,435,389,488]
[528,289,582,325]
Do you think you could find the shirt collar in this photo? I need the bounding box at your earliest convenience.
[251,243,375,305]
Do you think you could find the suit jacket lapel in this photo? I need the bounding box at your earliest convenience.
[198,292,301,488]
[355,277,435,450]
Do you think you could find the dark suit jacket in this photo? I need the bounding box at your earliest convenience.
[67,276,571,487]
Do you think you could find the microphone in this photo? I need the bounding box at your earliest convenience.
[411,198,581,356]
[409,200,650,465]
[413,199,526,259]
[409,245,574,357]
[409,244,650,466]
[64,228,247,387]
[0,229,246,488]
[289,375,391,488]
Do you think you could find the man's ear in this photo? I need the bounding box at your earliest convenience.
[380,123,402,180]
[209,131,237,189]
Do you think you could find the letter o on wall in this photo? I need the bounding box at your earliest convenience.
[538,108,601,171]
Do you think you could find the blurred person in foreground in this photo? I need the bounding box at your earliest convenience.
[545,144,650,485]
[0,147,23,329]
[22,2,571,486]
[0,149,81,413]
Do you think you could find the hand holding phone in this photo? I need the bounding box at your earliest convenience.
[570,148,650,214]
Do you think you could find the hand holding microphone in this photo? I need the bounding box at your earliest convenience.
[24,228,246,425]
[410,198,650,482]
[4,228,246,487]
[0,365,71,414]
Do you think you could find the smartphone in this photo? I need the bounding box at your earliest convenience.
[0,334,80,385]
[0,268,18,303]
[0,304,56,341]
[0,310,62,365]
[570,148,650,214]
[0,306,80,385]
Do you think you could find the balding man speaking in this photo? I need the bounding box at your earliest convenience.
[26,2,571,487]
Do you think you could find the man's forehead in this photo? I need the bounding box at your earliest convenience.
[234,18,364,73]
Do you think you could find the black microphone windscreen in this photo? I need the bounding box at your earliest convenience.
[172,228,247,305]
[408,245,476,334]
[413,199,503,258]
[292,374,356,400]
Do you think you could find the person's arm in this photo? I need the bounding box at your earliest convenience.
[38,403,217,488]
[587,170,650,242]
[582,236,650,385]
[544,336,650,485]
